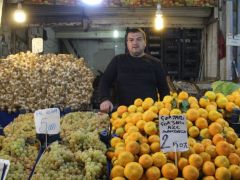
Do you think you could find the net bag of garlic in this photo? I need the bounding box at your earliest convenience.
[0,52,95,113]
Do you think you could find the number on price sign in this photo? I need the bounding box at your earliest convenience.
[159,115,189,153]
[34,108,60,134]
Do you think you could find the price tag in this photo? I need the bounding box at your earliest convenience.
[159,115,188,153]
[34,108,60,134]
[32,38,43,53]
[0,159,10,180]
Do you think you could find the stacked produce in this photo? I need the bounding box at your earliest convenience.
[0,111,109,179]
[0,52,94,112]
[0,114,40,180]
[32,111,109,179]
[108,90,240,179]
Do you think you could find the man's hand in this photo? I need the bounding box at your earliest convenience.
[100,100,113,113]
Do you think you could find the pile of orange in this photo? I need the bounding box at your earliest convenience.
[108,90,240,180]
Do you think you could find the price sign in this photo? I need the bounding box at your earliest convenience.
[159,115,188,152]
[0,159,10,180]
[32,38,43,53]
[34,108,60,134]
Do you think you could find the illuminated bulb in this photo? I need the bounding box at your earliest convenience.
[13,3,26,23]
[155,14,164,30]
[81,0,102,5]
[113,30,119,38]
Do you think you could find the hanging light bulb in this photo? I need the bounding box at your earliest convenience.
[13,3,26,23]
[155,3,164,30]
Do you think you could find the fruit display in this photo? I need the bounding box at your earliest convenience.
[0,113,40,179]
[0,52,94,112]
[108,90,240,179]
[0,111,109,179]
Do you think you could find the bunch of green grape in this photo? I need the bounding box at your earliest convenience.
[60,112,109,138]
[0,136,39,179]
[4,113,35,138]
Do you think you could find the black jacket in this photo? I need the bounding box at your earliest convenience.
[99,53,170,106]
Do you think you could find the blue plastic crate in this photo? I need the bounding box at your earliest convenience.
[0,111,20,128]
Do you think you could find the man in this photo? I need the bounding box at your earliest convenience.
[99,28,169,113]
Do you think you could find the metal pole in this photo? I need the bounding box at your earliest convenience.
[226,0,233,80]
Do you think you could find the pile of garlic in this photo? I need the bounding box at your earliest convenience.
[0,52,94,112]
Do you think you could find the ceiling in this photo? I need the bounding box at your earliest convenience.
[4,3,214,34]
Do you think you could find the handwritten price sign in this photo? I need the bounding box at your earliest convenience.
[34,108,60,134]
[159,115,189,153]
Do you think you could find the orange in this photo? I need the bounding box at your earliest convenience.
[138,154,153,169]
[216,118,229,128]
[200,128,212,139]
[154,101,164,110]
[162,95,173,104]
[188,126,199,138]
[206,104,217,112]
[200,152,211,162]
[235,138,240,148]
[170,108,182,115]
[159,108,170,116]
[216,97,228,109]
[131,113,143,124]
[125,141,140,155]
[117,151,135,167]
[112,177,126,180]
[145,166,161,180]
[111,137,123,147]
[212,133,225,145]
[182,165,199,180]
[150,142,160,153]
[228,153,240,165]
[208,110,222,122]
[181,146,195,159]
[139,143,150,155]
[143,110,157,122]
[134,98,143,107]
[201,139,213,147]
[142,98,154,110]
[167,151,181,161]
[229,164,240,180]
[186,108,199,121]
[124,162,143,180]
[188,96,198,104]
[188,153,203,169]
[225,101,237,112]
[126,132,142,142]
[199,97,210,108]
[227,94,235,102]
[216,141,230,156]
[204,91,216,101]
[128,105,137,113]
[117,105,128,116]
[124,123,135,132]
[225,131,238,144]
[195,117,208,129]
[214,155,230,168]
[198,108,208,119]
[188,137,197,147]
[111,165,125,178]
[148,135,160,144]
[235,148,240,157]
[187,120,193,130]
[193,143,205,154]
[215,167,231,180]
[178,157,189,171]
[202,161,215,176]
[202,176,216,180]
[208,122,223,136]
[161,163,178,179]
[144,121,157,135]
[190,102,200,109]
[152,152,167,168]
[178,91,189,100]
[127,126,139,134]
[136,120,146,131]
[205,145,217,159]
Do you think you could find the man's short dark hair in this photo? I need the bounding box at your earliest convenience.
[125,28,147,42]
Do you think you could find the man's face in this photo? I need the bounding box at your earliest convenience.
[127,32,146,57]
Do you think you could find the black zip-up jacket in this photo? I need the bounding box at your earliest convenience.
[99,53,170,106]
